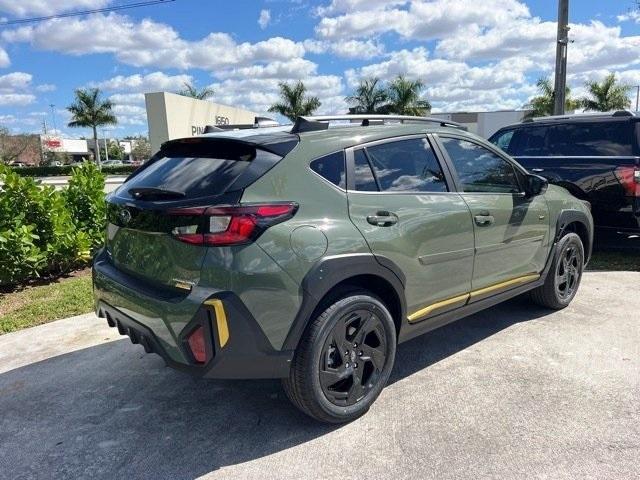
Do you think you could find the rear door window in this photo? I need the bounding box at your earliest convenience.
[364,137,448,192]
[511,121,635,157]
[121,140,282,200]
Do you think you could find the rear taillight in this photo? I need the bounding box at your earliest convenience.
[186,325,207,363]
[615,166,640,197]
[168,202,298,246]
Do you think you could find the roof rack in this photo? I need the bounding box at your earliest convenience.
[291,115,466,134]
[522,110,636,123]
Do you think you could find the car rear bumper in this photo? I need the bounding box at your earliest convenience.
[93,250,293,379]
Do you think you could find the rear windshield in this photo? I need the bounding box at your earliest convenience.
[120,139,282,200]
[503,121,635,157]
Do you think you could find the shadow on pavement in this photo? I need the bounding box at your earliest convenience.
[0,296,552,479]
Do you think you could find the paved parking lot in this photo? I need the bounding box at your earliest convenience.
[1,271,638,480]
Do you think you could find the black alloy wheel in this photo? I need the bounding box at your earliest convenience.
[319,308,387,406]
[555,242,582,300]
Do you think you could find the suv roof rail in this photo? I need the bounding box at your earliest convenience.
[522,110,636,123]
[290,114,466,134]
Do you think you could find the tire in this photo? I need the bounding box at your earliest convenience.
[282,292,396,423]
[530,232,584,309]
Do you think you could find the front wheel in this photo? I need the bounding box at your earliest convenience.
[530,232,584,309]
[283,292,396,423]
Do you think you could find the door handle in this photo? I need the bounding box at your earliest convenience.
[531,168,545,173]
[474,214,494,226]
[367,211,398,227]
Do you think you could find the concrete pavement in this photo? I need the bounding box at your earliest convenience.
[0,271,638,479]
[37,175,127,193]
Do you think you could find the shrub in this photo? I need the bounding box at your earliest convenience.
[64,162,106,249]
[0,165,90,286]
[11,164,137,177]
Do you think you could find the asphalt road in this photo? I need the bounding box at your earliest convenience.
[1,272,638,480]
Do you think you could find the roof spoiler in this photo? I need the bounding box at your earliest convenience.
[290,114,466,134]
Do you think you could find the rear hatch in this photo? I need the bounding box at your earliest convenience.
[105,135,297,289]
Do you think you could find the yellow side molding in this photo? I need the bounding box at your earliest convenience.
[408,293,470,323]
[407,273,541,323]
[204,299,229,348]
[469,273,540,301]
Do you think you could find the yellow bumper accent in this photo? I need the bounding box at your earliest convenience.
[204,299,229,348]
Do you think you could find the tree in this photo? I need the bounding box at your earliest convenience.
[100,140,125,161]
[0,127,36,164]
[268,81,321,122]
[525,78,580,118]
[580,73,632,112]
[385,76,431,116]
[346,77,389,114]
[67,88,117,165]
[130,137,152,163]
[177,82,215,100]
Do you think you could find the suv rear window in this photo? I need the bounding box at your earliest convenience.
[505,121,635,157]
[121,139,283,200]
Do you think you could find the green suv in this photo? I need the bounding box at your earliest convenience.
[93,115,593,423]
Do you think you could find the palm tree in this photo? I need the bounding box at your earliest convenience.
[385,76,431,116]
[67,88,117,165]
[268,81,321,122]
[524,78,581,118]
[346,77,389,114]
[580,73,632,112]
[177,82,215,101]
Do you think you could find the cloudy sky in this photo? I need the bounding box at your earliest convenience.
[0,0,639,137]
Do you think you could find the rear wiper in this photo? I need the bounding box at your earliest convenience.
[128,187,186,199]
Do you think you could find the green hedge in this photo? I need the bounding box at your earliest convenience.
[0,163,107,287]
[11,164,137,177]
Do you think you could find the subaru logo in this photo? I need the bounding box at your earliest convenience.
[118,208,132,225]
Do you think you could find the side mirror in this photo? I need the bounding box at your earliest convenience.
[525,173,548,197]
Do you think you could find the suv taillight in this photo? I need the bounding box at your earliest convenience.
[168,203,298,246]
[614,166,640,197]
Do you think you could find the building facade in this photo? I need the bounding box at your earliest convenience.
[145,92,259,153]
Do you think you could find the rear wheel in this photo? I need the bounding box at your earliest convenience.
[283,292,396,423]
[530,232,584,309]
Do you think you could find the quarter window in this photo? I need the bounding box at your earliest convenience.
[361,137,448,193]
[441,137,521,194]
[310,152,346,189]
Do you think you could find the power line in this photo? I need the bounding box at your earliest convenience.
[0,0,176,26]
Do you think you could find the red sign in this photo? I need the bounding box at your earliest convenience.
[45,139,62,148]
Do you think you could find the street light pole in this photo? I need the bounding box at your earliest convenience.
[553,0,570,115]
[635,85,639,112]
[103,130,109,162]
[49,104,57,133]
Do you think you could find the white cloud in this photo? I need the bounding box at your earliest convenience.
[0,93,35,106]
[2,14,306,70]
[303,39,384,59]
[258,9,271,29]
[0,0,110,17]
[617,10,640,24]
[0,71,32,92]
[315,0,530,40]
[0,47,9,67]
[92,72,192,93]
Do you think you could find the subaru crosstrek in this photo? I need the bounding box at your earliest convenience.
[93,115,593,423]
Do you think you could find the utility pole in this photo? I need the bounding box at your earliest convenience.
[635,85,639,112]
[553,0,570,115]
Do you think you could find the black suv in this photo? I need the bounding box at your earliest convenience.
[490,111,640,238]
